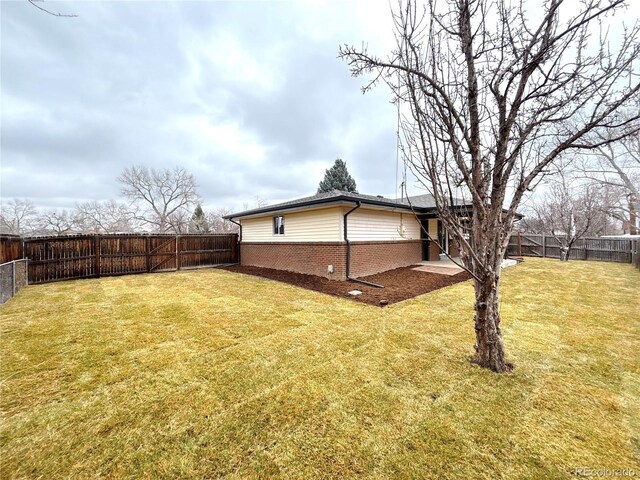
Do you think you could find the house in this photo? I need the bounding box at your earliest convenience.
[224,190,471,280]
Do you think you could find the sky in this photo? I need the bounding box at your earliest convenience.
[1,0,405,213]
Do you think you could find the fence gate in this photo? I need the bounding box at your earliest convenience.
[149,236,178,272]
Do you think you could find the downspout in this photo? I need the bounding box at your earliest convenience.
[229,218,242,265]
[343,202,384,288]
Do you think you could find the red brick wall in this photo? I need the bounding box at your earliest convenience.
[350,240,422,278]
[240,240,422,280]
[241,242,346,279]
[429,240,440,261]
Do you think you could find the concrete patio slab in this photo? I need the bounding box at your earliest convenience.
[412,264,465,276]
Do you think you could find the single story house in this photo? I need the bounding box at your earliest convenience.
[224,190,473,281]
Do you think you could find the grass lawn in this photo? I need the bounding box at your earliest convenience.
[1,258,638,479]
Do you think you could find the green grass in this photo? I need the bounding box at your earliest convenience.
[1,258,638,479]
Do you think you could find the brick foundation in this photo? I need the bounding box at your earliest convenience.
[240,240,422,280]
[429,240,440,260]
[241,242,347,279]
[349,240,422,278]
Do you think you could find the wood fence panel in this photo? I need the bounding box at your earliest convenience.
[25,236,96,283]
[508,233,635,265]
[0,236,23,263]
[17,233,238,284]
[100,235,148,276]
[179,235,236,269]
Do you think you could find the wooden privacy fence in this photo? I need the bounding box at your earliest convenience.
[508,233,638,266]
[0,235,23,263]
[1,233,238,285]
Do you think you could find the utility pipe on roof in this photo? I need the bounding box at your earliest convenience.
[343,201,384,289]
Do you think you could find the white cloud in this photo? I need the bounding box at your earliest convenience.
[1,0,404,211]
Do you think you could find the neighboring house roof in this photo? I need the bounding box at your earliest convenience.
[224,190,472,219]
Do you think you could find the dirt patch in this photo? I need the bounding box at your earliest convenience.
[222,265,472,306]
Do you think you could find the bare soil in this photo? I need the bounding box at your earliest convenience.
[222,265,472,306]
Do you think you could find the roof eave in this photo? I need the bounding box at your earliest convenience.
[223,195,428,219]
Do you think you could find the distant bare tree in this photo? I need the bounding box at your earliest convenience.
[167,209,192,234]
[242,195,269,211]
[118,166,200,233]
[340,0,640,372]
[578,133,640,234]
[36,209,77,236]
[207,207,239,234]
[74,200,138,233]
[0,198,37,235]
[526,172,602,260]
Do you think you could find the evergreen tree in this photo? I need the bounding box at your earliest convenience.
[317,158,358,194]
[189,204,209,233]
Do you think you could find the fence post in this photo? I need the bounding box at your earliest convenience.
[146,236,151,273]
[542,234,546,258]
[94,235,101,278]
[517,231,522,257]
[176,235,180,270]
[12,260,16,296]
[584,239,588,261]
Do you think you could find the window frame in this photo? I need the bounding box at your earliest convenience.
[273,215,285,235]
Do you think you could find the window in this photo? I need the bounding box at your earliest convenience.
[273,216,285,235]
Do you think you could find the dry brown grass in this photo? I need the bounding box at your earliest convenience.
[1,258,638,479]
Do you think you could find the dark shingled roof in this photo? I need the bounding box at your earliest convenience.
[224,190,471,219]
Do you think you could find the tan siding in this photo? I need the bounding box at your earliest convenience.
[346,208,421,241]
[241,207,342,242]
[428,218,438,238]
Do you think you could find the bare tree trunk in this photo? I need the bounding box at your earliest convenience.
[629,196,638,235]
[472,272,508,372]
[467,217,510,373]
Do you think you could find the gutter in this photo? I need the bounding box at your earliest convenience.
[228,218,242,264]
[343,202,384,289]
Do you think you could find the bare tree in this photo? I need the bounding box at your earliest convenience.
[118,166,200,233]
[207,207,240,234]
[340,0,640,372]
[522,183,616,236]
[578,133,640,234]
[36,209,77,236]
[0,198,37,235]
[242,195,269,211]
[526,172,602,260]
[167,208,192,234]
[74,200,138,233]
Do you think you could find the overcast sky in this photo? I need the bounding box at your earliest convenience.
[1,0,409,212]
